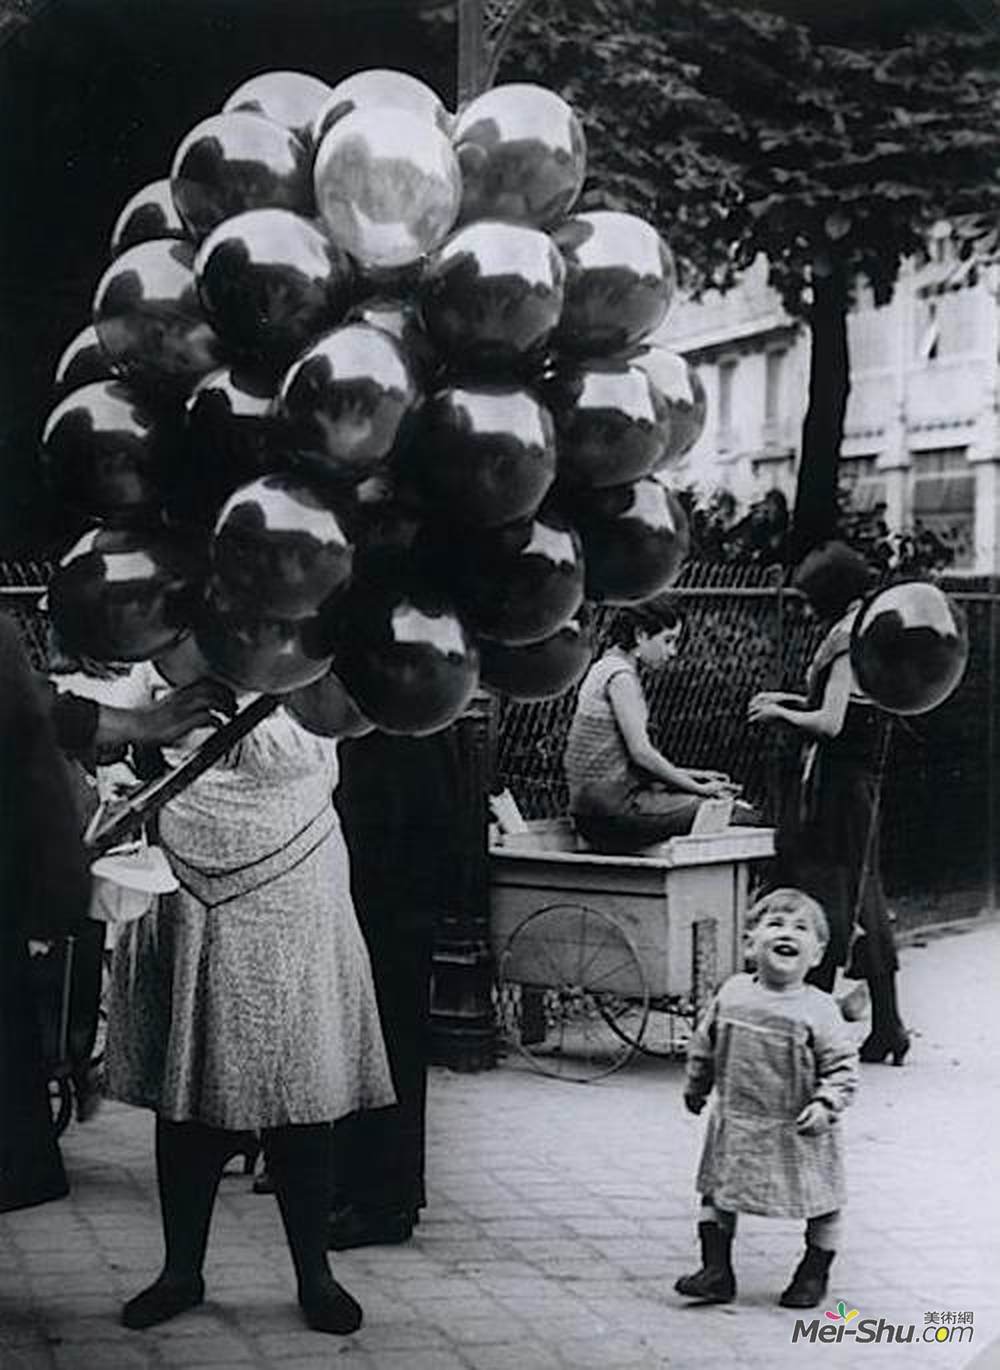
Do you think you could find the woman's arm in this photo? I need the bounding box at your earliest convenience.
[608,673,729,798]
[747,653,852,740]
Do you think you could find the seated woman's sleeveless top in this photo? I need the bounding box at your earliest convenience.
[564,652,643,815]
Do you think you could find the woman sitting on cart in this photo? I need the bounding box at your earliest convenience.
[564,603,754,853]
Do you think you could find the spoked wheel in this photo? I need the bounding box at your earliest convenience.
[498,903,649,1082]
[608,997,695,1058]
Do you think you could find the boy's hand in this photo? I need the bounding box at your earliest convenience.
[796,1101,833,1135]
[684,1092,707,1115]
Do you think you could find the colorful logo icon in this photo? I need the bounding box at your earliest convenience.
[825,1300,860,1323]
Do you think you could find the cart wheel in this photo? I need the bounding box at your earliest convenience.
[497,903,649,1082]
[50,1077,73,1138]
[624,999,695,1058]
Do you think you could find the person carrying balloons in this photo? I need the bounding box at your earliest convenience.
[675,887,858,1310]
[747,542,909,1066]
[97,634,395,1336]
[564,602,757,852]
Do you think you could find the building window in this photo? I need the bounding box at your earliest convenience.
[764,350,783,424]
[839,456,886,513]
[911,448,975,567]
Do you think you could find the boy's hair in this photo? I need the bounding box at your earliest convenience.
[744,887,830,947]
[607,601,680,650]
[791,541,875,623]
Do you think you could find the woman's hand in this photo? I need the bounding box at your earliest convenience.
[132,680,238,745]
[747,693,787,725]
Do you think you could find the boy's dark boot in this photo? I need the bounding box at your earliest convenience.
[266,1124,363,1336]
[122,1120,228,1329]
[674,1221,736,1303]
[779,1245,835,1308]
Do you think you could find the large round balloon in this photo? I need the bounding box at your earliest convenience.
[284,669,373,738]
[41,380,167,521]
[93,240,224,394]
[629,345,707,466]
[346,296,439,388]
[447,506,585,644]
[312,68,451,146]
[53,325,116,398]
[110,179,187,258]
[850,581,969,717]
[453,83,586,229]
[48,526,204,662]
[574,477,689,604]
[314,107,461,268]
[546,359,668,488]
[195,208,354,369]
[211,473,353,619]
[554,212,676,356]
[194,576,333,693]
[171,111,312,241]
[277,323,419,484]
[420,221,565,374]
[324,573,479,736]
[479,608,593,701]
[223,70,334,148]
[178,364,282,525]
[410,383,556,527]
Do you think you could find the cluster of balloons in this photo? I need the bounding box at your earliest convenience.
[42,67,709,737]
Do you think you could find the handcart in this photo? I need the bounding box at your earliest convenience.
[490,818,774,1082]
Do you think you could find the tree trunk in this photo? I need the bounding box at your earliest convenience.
[789,257,850,564]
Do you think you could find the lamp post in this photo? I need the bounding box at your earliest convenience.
[426,0,532,1070]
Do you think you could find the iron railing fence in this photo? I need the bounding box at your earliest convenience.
[3,558,997,915]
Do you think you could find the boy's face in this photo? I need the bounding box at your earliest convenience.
[636,625,681,668]
[747,902,824,989]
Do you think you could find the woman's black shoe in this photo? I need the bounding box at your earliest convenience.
[122,1274,205,1329]
[859,1030,910,1065]
[328,1204,415,1251]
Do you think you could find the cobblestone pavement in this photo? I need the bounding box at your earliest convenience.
[2,919,998,1370]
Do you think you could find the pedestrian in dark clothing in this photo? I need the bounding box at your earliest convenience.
[0,615,91,1213]
[330,728,464,1249]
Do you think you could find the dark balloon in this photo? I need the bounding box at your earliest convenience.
[324,573,479,735]
[420,221,565,374]
[573,477,689,604]
[41,380,166,521]
[408,383,556,527]
[312,68,451,147]
[346,296,439,387]
[194,576,333,693]
[547,359,668,488]
[93,239,224,395]
[454,83,586,229]
[629,345,707,466]
[195,208,354,369]
[447,506,585,644]
[554,212,676,356]
[479,608,593,701]
[110,179,187,258]
[277,323,419,484]
[178,364,282,525]
[223,70,334,148]
[851,582,969,717]
[211,473,353,619]
[313,107,461,268]
[171,111,312,242]
[284,669,374,738]
[53,325,116,398]
[48,526,204,662]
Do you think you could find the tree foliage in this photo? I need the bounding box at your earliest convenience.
[498,0,1000,555]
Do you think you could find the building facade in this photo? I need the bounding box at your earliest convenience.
[656,235,1000,572]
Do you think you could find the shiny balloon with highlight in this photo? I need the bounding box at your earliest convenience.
[851,581,969,716]
[454,83,586,229]
[223,70,334,148]
[573,477,689,604]
[314,108,461,268]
